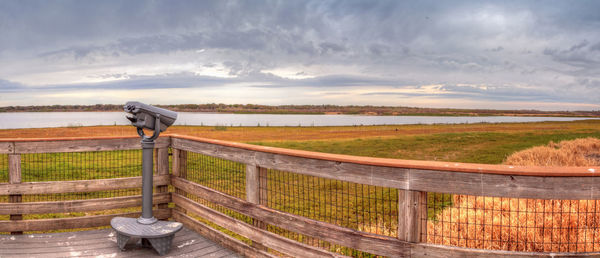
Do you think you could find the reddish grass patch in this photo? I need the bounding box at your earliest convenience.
[428,137,600,252]
[504,137,600,166]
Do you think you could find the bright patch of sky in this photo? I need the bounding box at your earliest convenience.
[0,0,599,110]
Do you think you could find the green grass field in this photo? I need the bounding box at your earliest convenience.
[250,129,600,164]
[3,121,600,254]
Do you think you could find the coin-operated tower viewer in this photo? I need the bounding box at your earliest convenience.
[111,101,181,255]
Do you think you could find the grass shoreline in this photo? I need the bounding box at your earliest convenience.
[2,104,599,117]
[2,120,600,164]
[2,110,599,117]
[3,120,600,253]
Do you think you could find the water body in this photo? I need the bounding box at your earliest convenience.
[0,112,594,129]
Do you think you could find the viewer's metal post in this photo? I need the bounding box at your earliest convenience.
[139,137,157,224]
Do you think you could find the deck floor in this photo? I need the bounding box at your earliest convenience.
[0,227,241,257]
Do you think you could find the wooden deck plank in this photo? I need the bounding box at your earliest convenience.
[0,229,114,244]
[0,209,171,232]
[0,227,240,257]
[76,238,215,258]
[0,230,198,252]
[199,248,238,258]
[0,231,198,255]
[0,222,182,246]
[222,254,245,258]
[125,238,218,258]
[184,244,229,257]
[1,232,208,257]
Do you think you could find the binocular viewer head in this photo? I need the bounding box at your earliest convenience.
[124,101,177,132]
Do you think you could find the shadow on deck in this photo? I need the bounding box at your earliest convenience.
[0,227,241,258]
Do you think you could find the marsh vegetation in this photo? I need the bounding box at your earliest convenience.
[2,120,600,252]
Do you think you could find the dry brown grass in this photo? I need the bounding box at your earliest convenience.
[428,137,600,252]
[1,120,597,142]
[504,137,600,166]
[4,123,600,253]
[428,196,600,252]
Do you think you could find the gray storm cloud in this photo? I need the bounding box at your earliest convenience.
[0,0,599,110]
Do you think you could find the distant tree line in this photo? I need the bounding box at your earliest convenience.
[0,104,599,117]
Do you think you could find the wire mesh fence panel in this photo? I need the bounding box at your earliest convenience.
[0,154,7,205]
[185,152,246,200]
[20,150,142,182]
[259,168,396,257]
[167,148,174,193]
[179,189,252,244]
[0,154,7,183]
[265,223,379,257]
[0,154,6,224]
[426,193,600,253]
[21,188,141,202]
[168,148,173,174]
[18,150,143,203]
[22,197,142,220]
[19,188,143,231]
[262,169,398,237]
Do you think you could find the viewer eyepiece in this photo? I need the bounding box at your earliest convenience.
[126,115,137,123]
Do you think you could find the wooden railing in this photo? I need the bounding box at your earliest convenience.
[1,135,600,257]
[0,137,171,233]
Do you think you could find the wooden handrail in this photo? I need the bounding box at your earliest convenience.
[3,135,600,256]
[0,209,171,232]
[170,136,600,199]
[0,193,170,215]
[3,134,598,177]
[0,135,142,142]
[172,177,406,257]
[173,197,347,257]
[167,134,600,256]
[169,134,600,177]
[0,175,170,195]
[0,137,170,154]
[4,135,597,199]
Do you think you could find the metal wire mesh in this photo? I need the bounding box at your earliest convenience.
[0,154,7,224]
[185,152,246,200]
[0,149,154,234]
[262,169,398,237]
[18,150,143,203]
[425,193,600,253]
[265,223,378,257]
[178,150,398,256]
[177,154,252,244]
[22,189,141,202]
[180,189,253,239]
[0,154,7,183]
[260,168,396,256]
[21,150,142,182]
[175,148,600,255]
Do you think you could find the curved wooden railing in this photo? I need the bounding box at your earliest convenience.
[1,135,599,257]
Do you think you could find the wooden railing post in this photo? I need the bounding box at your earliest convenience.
[246,165,260,203]
[156,148,170,211]
[246,165,268,206]
[398,190,427,243]
[8,154,22,235]
[246,164,269,250]
[172,148,187,213]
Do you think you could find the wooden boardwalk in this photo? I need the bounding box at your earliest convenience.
[0,227,241,257]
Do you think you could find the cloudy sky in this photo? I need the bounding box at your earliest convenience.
[1,0,599,110]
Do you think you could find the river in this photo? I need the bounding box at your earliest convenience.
[0,112,594,129]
